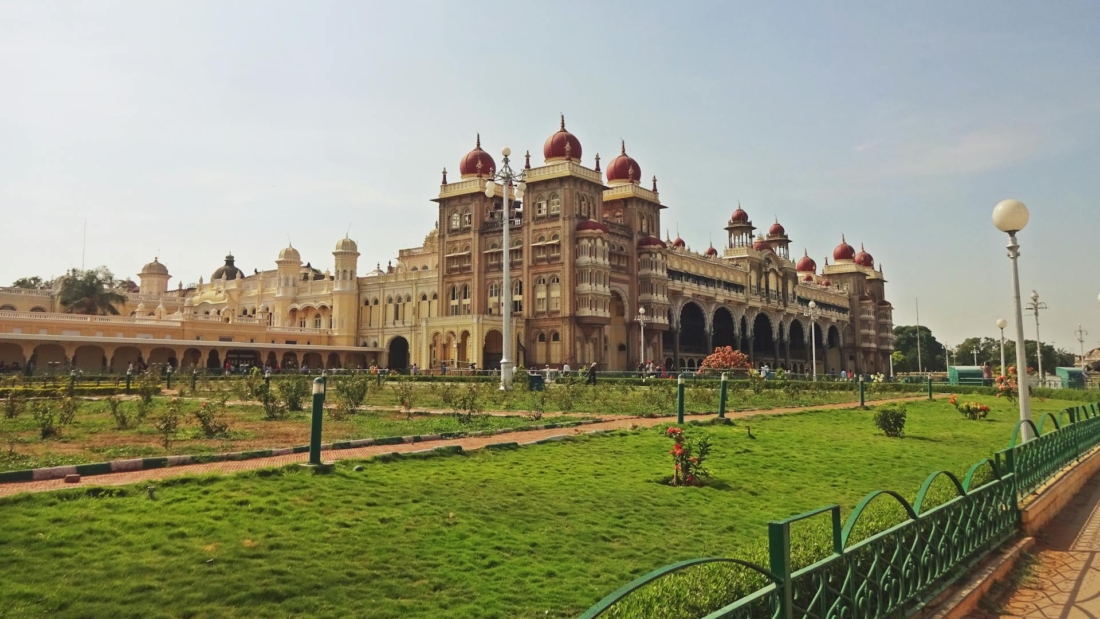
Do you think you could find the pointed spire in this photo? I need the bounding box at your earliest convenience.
[441,167,448,184]
[860,242,866,251]
[560,113,566,131]
[841,233,847,243]
[524,150,531,169]
[594,153,601,172]
[620,139,626,155]
[652,175,658,192]
[475,133,481,149]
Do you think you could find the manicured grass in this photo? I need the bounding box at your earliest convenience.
[0,396,1085,618]
[0,397,593,472]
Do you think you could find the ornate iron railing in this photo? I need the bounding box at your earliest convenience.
[578,401,1100,619]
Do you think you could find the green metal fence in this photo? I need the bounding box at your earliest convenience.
[578,401,1100,619]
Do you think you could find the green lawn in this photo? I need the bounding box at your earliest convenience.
[0,396,1083,619]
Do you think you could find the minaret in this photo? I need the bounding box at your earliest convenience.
[332,236,360,345]
[274,244,301,327]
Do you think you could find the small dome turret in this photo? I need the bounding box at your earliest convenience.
[605,140,641,186]
[335,236,358,252]
[278,245,301,262]
[212,254,242,281]
[832,236,855,262]
[140,258,169,275]
[796,250,817,273]
[543,114,582,163]
[854,244,874,267]
[459,134,496,179]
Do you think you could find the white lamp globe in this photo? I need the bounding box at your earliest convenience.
[991,199,1030,233]
[514,183,525,199]
[501,147,511,157]
[808,301,816,309]
[996,318,1007,330]
[1030,290,1039,303]
[638,306,646,316]
[485,182,496,198]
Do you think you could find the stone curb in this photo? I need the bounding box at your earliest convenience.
[0,418,606,484]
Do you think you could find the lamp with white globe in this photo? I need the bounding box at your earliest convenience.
[991,199,1034,440]
[638,306,648,368]
[484,146,526,390]
[804,300,821,380]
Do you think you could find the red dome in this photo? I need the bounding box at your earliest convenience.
[832,236,855,261]
[637,236,667,249]
[730,206,749,223]
[543,115,582,162]
[820,279,831,286]
[606,140,641,185]
[704,245,718,257]
[768,219,786,236]
[459,134,496,179]
[671,237,685,249]
[795,250,817,272]
[576,220,609,234]
[854,243,874,267]
[752,236,771,252]
[802,274,814,282]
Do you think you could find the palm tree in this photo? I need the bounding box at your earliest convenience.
[59,268,127,315]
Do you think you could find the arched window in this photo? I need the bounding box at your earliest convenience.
[549,193,561,215]
[448,286,459,316]
[551,331,560,342]
[462,209,472,227]
[450,211,460,229]
[535,277,548,312]
[549,276,561,311]
[512,279,523,314]
[411,266,418,272]
[313,313,322,329]
[537,332,547,342]
[461,284,471,315]
[579,195,588,218]
[536,194,547,216]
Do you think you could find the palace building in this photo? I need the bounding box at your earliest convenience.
[0,117,894,375]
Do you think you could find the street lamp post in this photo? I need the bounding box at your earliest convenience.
[638,306,648,369]
[804,301,821,380]
[996,318,1008,376]
[1025,290,1048,386]
[992,199,1034,440]
[484,147,526,391]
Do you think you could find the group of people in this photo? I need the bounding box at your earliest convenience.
[0,360,24,374]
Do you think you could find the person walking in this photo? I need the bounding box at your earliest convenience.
[585,362,597,386]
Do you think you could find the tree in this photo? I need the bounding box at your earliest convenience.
[954,337,1075,377]
[58,267,127,315]
[892,325,946,372]
[11,276,50,289]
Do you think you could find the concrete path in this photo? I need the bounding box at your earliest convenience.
[979,471,1100,618]
[0,394,937,498]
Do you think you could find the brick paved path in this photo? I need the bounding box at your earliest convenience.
[979,472,1100,618]
[0,394,937,498]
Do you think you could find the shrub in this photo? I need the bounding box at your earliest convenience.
[194,401,231,437]
[234,367,267,402]
[153,397,183,449]
[31,400,62,439]
[104,395,138,430]
[391,381,416,414]
[873,406,907,437]
[453,384,483,424]
[665,426,711,486]
[136,370,160,405]
[950,395,989,420]
[58,396,80,427]
[700,347,751,371]
[333,375,370,415]
[258,385,288,421]
[276,376,310,411]
[3,392,23,419]
[554,376,584,413]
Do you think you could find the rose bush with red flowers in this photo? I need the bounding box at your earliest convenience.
[949,395,990,420]
[995,367,1021,403]
[665,426,711,486]
[700,347,751,372]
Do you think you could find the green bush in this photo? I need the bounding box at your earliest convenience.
[153,398,183,449]
[3,392,23,419]
[873,406,907,437]
[275,376,310,411]
[0,386,134,398]
[193,401,231,437]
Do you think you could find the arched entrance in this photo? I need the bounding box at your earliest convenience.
[148,347,178,369]
[281,351,299,371]
[302,352,323,370]
[788,320,806,375]
[0,343,27,370]
[713,307,736,350]
[387,337,409,371]
[752,313,776,366]
[326,352,342,369]
[112,346,143,372]
[206,349,221,370]
[457,331,470,367]
[31,343,67,373]
[344,352,367,370]
[182,348,203,370]
[826,325,842,374]
[483,330,503,370]
[608,292,627,371]
[679,302,707,366]
[73,345,106,373]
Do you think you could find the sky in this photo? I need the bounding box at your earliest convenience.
[1,1,1099,353]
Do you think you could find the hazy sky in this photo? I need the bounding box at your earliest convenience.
[2,1,1098,351]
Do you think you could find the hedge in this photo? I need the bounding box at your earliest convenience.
[0,386,153,398]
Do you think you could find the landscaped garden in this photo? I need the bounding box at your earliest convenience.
[0,370,960,474]
[0,394,1086,619]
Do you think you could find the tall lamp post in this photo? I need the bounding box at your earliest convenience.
[1025,290,1047,386]
[992,199,1033,440]
[804,301,821,380]
[996,318,1008,376]
[484,147,526,390]
[638,306,648,368]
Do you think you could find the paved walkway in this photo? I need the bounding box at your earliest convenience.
[979,472,1100,618]
[0,394,938,498]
